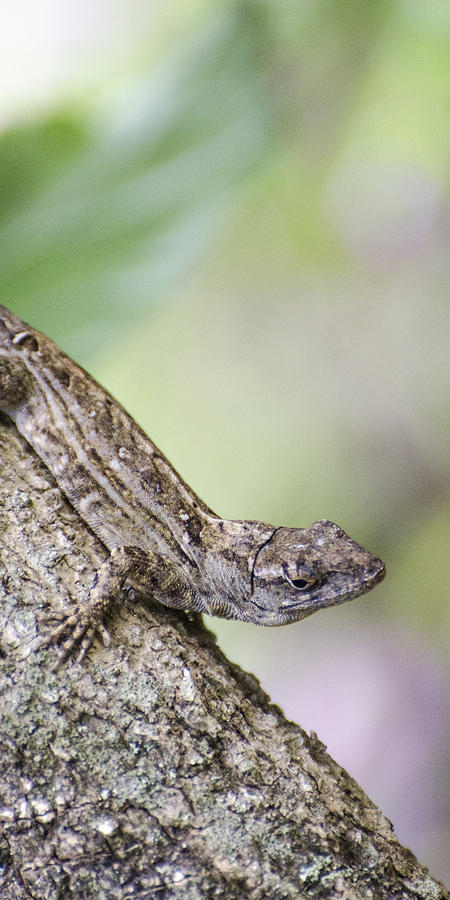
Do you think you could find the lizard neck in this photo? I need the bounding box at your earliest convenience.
[192,515,276,609]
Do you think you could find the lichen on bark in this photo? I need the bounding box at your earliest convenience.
[0,413,447,900]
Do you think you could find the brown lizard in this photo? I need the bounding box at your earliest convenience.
[0,306,385,667]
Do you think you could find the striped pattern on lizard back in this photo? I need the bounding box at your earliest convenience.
[5,321,215,566]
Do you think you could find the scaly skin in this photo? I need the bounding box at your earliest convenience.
[0,306,385,666]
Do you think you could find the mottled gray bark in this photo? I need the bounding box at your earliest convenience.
[0,413,447,900]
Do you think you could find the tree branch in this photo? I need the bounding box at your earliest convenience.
[0,413,447,899]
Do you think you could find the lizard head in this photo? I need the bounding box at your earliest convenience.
[247,519,385,625]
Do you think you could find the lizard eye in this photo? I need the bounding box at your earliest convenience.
[290,578,310,590]
[284,574,316,591]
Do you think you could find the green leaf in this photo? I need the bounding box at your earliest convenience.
[0,4,283,357]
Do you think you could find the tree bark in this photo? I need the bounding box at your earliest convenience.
[0,412,447,900]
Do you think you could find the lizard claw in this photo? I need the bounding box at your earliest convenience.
[31,607,109,671]
[97,623,111,647]
[49,618,92,671]
[70,622,110,668]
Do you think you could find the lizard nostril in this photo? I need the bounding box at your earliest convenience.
[372,559,386,581]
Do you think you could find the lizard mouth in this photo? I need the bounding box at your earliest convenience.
[367,558,386,584]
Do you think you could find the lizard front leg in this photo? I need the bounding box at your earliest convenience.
[0,350,196,668]
[35,546,192,669]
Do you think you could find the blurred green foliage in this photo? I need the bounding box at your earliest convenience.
[0,4,286,354]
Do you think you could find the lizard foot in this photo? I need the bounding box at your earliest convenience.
[33,608,111,670]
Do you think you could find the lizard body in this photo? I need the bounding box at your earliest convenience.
[0,306,385,665]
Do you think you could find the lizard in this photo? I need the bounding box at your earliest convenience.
[0,305,386,667]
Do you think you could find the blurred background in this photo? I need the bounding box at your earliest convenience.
[1,0,448,883]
